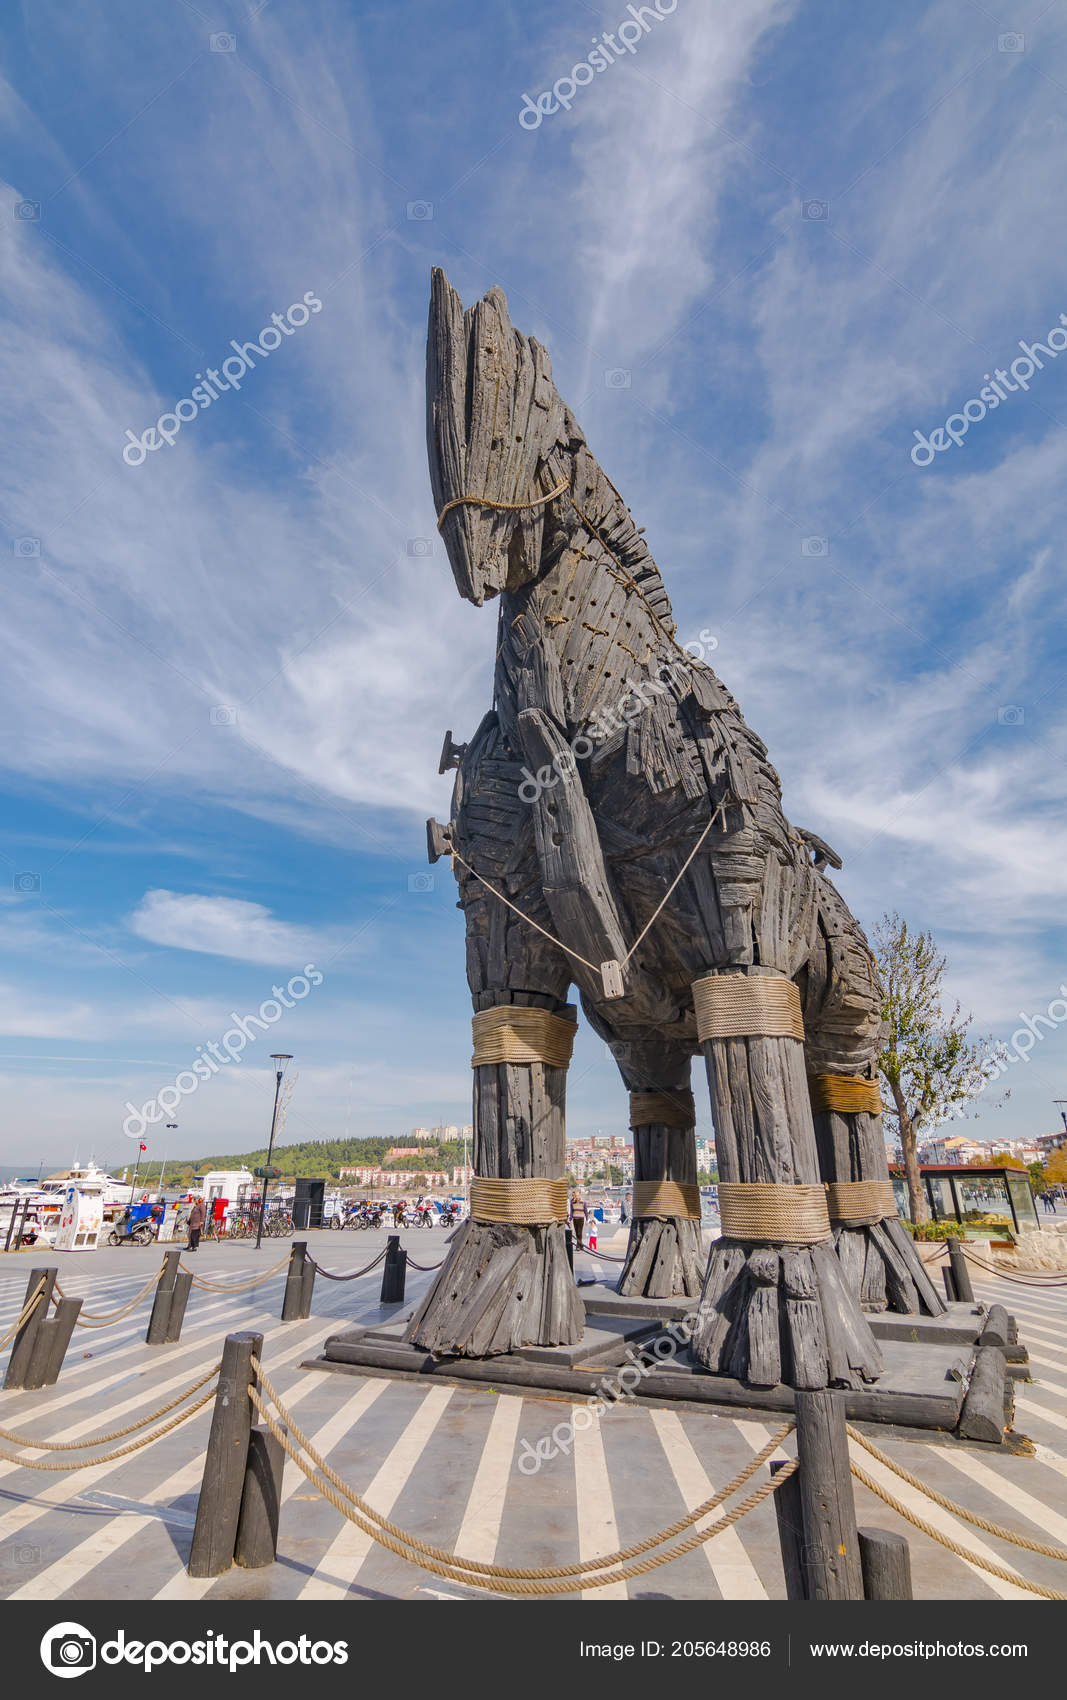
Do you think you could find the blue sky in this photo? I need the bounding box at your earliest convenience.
[2,0,1066,1171]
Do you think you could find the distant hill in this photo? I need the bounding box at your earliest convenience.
[105,1136,465,1187]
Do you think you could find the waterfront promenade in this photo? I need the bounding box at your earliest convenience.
[1,1230,1065,1602]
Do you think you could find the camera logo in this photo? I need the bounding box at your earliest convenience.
[802,199,829,221]
[407,538,434,557]
[14,871,41,893]
[210,32,236,52]
[997,704,1025,726]
[15,200,41,220]
[210,705,238,726]
[407,201,434,221]
[41,1623,96,1679]
[801,536,828,557]
[408,872,434,893]
[14,537,41,556]
[605,368,632,389]
[998,32,1024,52]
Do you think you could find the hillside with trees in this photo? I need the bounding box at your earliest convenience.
[113,1136,466,1188]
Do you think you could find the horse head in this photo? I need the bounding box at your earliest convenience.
[426,268,572,605]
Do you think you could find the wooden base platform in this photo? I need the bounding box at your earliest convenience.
[315,1297,1023,1441]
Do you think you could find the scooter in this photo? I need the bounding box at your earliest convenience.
[107,1202,158,1247]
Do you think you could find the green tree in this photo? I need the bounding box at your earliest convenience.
[874,913,1005,1224]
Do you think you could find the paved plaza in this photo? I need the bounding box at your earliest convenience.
[1,1229,1066,1602]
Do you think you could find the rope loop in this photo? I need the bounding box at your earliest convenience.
[249,1359,794,1593]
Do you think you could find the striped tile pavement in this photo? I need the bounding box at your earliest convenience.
[1,1239,1066,1601]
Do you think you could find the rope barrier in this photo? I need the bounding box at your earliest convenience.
[249,1364,793,1593]
[180,1252,292,1293]
[0,1279,46,1352]
[960,1247,1067,1287]
[576,1244,626,1263]
[306,1249,388,1283]
[0,1362,221,1451]
[0,1381,218,1471]
[405,1256,447,1272]
[846,1425,1067,1563]
[848,1460,1067,1601]
[56,1264,166,1327]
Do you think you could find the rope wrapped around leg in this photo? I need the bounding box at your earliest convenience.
[809,1073,883,1116]
[718,1182,831,1245]
[693,975,805,1043]
[629,1089,695,1128]
[471,1006,576,1069]
[469,1177,569,1225]
[825,1180,898,1226]
[631,1181,702,1221]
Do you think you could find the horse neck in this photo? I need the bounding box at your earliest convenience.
[501,450,680,731]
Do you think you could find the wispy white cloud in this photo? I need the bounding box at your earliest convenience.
[127,889,331,965]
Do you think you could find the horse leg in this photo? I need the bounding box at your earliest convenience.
[689,962,884,1390]
[587,1021,703,1297]
[802,881,947,1317]
[406,883,583,1356]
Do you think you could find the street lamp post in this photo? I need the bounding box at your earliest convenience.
[129,1139,146,1205]
[1055,1101,1067,1139]
[255,1055,293,1251]
[159,1124,177,1197]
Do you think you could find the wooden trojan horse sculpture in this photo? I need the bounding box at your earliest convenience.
[409,269,944,1389]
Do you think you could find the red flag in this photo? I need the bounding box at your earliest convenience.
[139,1142,147,1151]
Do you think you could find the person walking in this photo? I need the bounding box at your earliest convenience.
[186,1195,206,1252]
[570,1190,586,1248]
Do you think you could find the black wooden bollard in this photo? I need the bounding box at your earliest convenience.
[947,1238,974,1303]
[281,1241,315,1321]
[3,1267,57,1390]
[188,1331,263,1578]
[24,1296,83,1389]
[565,1227,574,1273]
[793,1389,864,1601]
[941,1264,958,1304]
[858,1527,913,1599]
[771,1457,808,1600]
[147,1248,185,1344]
[380,1234,407,1304]
[234,1428,284,1569]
